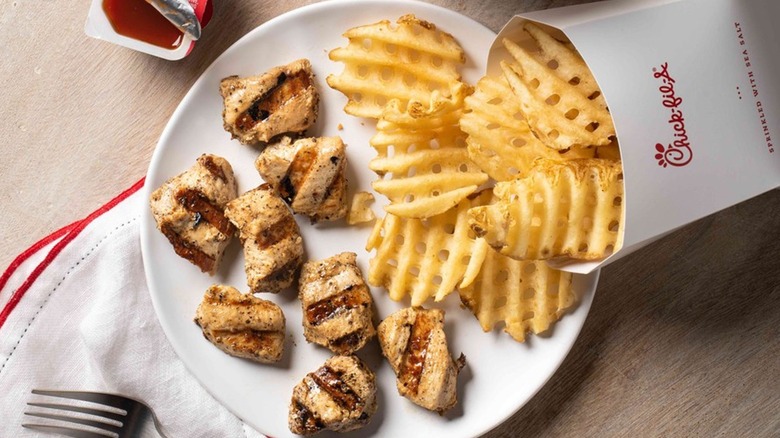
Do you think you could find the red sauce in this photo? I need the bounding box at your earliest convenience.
[103,0,184,49]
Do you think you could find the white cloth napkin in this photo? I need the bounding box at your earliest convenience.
[0,180,267,438]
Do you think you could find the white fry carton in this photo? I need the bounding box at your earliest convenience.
[489,0,780,273]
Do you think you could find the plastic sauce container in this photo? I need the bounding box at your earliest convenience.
[85,0,212,60]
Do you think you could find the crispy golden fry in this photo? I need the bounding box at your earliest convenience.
[501,23,615,150]
[595,139,622,161]
[460,75,594,181]
[327,14,465,119]
[366,191,491,306]
[468,159,624,261]
[347,191,377,225]
[369,85,488,218]
[459,239,575,342]
[522,23,608,110]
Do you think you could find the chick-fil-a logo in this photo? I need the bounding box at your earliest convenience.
[652,62,692,168]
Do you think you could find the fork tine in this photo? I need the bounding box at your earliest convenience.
[24,411,121,434]
[27,402,125,423]
[22,423,111,438]
[32,390,135,411]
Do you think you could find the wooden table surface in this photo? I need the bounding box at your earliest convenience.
[2,0,778,436]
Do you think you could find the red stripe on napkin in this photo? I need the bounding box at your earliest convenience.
[0,222,78,294]
[0,178,146,329]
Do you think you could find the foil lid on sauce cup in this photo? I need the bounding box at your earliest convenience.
[85,0,213,60]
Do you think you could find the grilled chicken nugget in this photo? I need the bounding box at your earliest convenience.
[194,284,285,363]
[256,136,348,223]
[220,59,319,145]
[149,154,237,275]
[224,184,304,293]
[289,355,377,435]
[378,307,465,413]
[299,252,375,354]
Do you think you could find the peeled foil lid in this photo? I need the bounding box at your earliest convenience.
[147,0,214,40]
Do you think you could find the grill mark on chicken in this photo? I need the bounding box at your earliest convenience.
[193,212,204,227]
[289,145,318,191]
[310,366,361,411]
[320,170,342,205]
[199,155,227,182]
[235,70,312,131]
[399,313,436,395]
[291,399,324,434]
[160,223,214,273]
[329,331,362,352]
[236,75,282,130]
[279,176,296,204]
[305,285,370,326]
[175,189,234,237]
[255,214,297,248]
[263,256,302,285]
[278,144,318,204]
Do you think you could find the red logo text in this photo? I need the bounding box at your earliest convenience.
[653,62,692,167]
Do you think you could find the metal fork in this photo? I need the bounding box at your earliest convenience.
[23,389,168,438]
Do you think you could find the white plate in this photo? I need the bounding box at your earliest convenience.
[140,1,599,437]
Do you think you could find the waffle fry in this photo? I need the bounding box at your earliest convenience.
[468,159,624,261]
[327,14,465,119]
[459,239,575,342]
[369,85,488,218]
[522,23,608,111]
[366,192,491,306]
[460,75,594,181]
[501,23,615,150]
[595,139,622,161]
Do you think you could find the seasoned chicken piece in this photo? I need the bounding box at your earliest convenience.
[149,154,237,275]
[255,136,348,223]
[194,284,285,363]
[299,252,375,354]
[220,59,319,145]
[289,355,377,435]
[377,307,466,413]
[224,184,304,293]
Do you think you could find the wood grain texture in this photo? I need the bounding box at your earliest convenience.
[1,1,778,437]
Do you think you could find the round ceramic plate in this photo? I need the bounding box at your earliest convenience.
[140,1,599,437]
